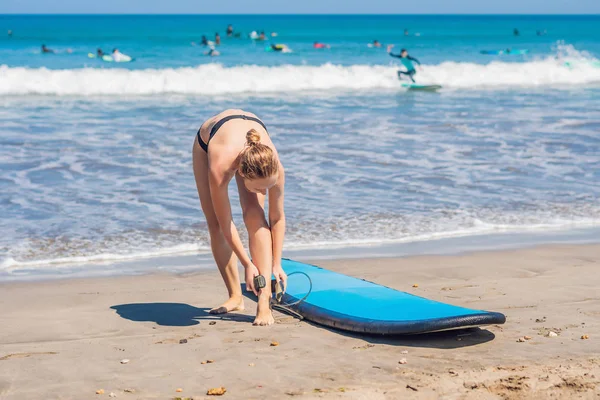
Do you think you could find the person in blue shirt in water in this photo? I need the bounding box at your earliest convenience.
[387,45,421,83]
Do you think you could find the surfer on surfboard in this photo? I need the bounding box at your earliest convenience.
[111,48,131,62]
[193,109,287,326]
[387,45,421,83]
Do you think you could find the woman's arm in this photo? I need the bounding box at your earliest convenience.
[209,164,260,295]
[209,163,253,269]
[269,167,286,287]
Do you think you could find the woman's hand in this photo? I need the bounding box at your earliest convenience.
[245,262,260,296]
[272,263,288,293]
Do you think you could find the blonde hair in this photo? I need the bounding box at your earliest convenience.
[238,129,279,180]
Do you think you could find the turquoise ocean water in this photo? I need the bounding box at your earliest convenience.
[2,15,600,68]
[1,15,600,279]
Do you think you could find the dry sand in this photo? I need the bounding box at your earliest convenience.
[1,244,599,399]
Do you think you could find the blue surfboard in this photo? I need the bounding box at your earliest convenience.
[400,82,442,91]
[277,259,506,335]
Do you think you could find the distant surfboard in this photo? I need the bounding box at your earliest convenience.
[400,82,442,91]
[480,49,529,55]
[564,60,600,69]
[265,44,292,53]
[88,53,133,63]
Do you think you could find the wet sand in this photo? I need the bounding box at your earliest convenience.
[1,244,599,399]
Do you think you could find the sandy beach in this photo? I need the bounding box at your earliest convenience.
[1,244,599,399]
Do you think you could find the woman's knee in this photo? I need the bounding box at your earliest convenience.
[242,206,268,232]
[206,222,219,237]
[204,214,222,238]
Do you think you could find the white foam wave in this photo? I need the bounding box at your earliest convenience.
[3,217,599,272]
[1,52,599,96]
[0,243,208,270]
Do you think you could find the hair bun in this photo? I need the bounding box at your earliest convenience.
[246,129,260,146]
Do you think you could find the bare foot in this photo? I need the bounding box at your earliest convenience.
[252,297,275,326]
[209,296,244,315]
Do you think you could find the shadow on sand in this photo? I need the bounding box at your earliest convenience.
[112,288,498,350]
[110,302,253,326]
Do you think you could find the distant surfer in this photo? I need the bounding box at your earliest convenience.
[215,32,221,45]
[513,28,520,36]
[193,109,287,326]
[201,35,209,46]
[313,42,330,49]
[205,45,220,57]
[387,45,421,83]
[226,24,234,37]
[259,31,266,41]
[41,44,55,54]
[96,48,106,57]
[111,48,131,62]
[371,40,382,48]
[270,44,290,52]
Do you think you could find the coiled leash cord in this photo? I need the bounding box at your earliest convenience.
[271,271,313,320]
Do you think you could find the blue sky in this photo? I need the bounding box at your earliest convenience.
[1,0,599,14]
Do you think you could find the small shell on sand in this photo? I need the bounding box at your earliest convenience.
[399,358,408,364]
[546,331,558,337]
[176,388,183,392]
[524,336,532,340]
[179,339,187,344]
[207,359,214,363]
[249,363,255,366]
[209,321,217,325]
[207,387,227,395]
[120,359,130,364]
[270,341,279,347]
[201,361,207,364]
[108,393,116,398]
[412,284,419,288]
[517,337,526,342]
[96,389,104,395]
[581,335,589,340]
[123,389,135,393]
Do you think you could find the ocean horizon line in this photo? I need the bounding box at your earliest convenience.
[2,13,599,17]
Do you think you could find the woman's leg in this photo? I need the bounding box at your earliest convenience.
[235,174,274,326]
[192,138,244,314]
